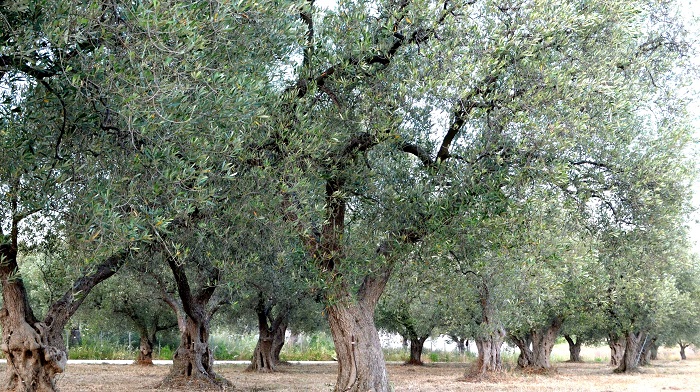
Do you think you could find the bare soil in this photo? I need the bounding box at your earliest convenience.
[10,356,697,392]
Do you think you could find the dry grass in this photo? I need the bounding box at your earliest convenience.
[4,346,698,391]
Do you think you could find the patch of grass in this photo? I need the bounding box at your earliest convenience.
[68,341,136,360]
[210,332,258,360]
[384,347,475,363]
[279,332,337,361]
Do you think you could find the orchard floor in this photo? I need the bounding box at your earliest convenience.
[9,355,698,392]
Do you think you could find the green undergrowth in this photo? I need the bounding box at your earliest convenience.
[383,348,475,363]
[64,332,488,362]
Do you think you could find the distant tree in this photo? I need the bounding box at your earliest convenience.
[376,256,446,365]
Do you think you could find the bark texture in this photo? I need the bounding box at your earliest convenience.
[0,241,126,392]
[327,299,388,392]
[160,256,230,389]
[531,317,563,369]
[271,319,287,364]
[608,334,625,367]
[247,295,289,372]
[137,334,155,365]
[470,284,504,378]
[405,337,428,366]
[473,327,505,376]
[615,331,647,373]
[564,335,582,362]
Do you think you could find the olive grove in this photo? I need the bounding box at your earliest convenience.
[1,0,697,391]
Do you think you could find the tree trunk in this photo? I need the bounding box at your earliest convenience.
[161,313,229,388]
[0,241,126,392]
[650,340,658,360]
[271,319,287,364]
[160,255,230,389]
[249,328,275,372]
[608,334,625,367]
[136,334,154,365]
[327,300,388,392]
[450,335,467,355]
[679,342,688,360]
[639,337,653,366]
[526,317,563,370]
[68,326,82,347]
[469,285,504,379]
[0,283,65,392]
[473,327,505,377]
[405,336,427,365]
[510,334,534,368]
[564,335,582,362]
[248,296,289,372]
[615,331,646,373]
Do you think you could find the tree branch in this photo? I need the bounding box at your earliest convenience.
[44,250,128,330]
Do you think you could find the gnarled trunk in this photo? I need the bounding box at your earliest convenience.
[615,331,646,373]
[564,335,582,362]
[473,327,505,376]
[608,334,625,367]
[249,327,275,372]
[247,296,289,372]
[162,312,227,387]
[406,336,428,365]
[161,255,230,389]
[0,300,66,392]
[327,300,388,392]
[1,241,126,392]
[508,319,562,370]
[510,334,533,368]
[136,334,155,365]
[470,284,504,378]
[527,317,563,370]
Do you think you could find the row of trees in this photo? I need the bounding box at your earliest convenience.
[1,0,697,391]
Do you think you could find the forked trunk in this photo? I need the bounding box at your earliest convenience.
[405,337,427,365]
[472,326,505,377]
[162,254,230,389]
[527,317,563,370]
[248,296,289,372]
[161,313,229,388]
[615,331,646,373]
[564,335,582,362]
[679,342,689,360]
[0,298,66,392]
[136,334,154,365]
[1,243,125,392]
[451,336,467,355]
[327,300,388,392]
[608,334,625,367]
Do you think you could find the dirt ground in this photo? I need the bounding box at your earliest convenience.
[14,356,698,392]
